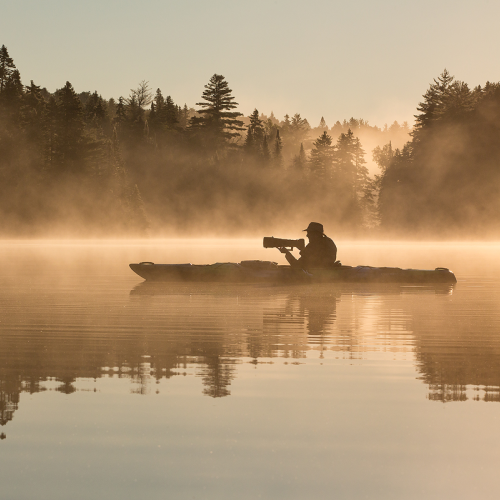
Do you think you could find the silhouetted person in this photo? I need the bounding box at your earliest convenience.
[280,222,337,270]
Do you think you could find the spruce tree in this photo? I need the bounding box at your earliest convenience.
[149,89,164,134]
[261,135,271,167]
[282,114,291,134]
[2,68,23,124]
[335,128,356,184]
[22,80,46,157]
[372,142,394,173]
[84,91,108,129]
[273,129,283,168]
[291,143,307,171]
[353,137,369,197]
[179,104,189,128]
[43,96,61,171]
[0,45,15,94]
[164,96,178,128]
[114,97,127,125]
[309,131,333,179]
[244,108,264,157]
[55,81,85,167]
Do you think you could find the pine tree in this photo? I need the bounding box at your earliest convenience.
[191,74,244,151]
[413,69,455,138]
[43,96,61,171]
[335,128,356,185]
[282,114,291,134]
[273,129,283,168]
[84,91,108,129]
[319,116,327,129]
[148,89,164,135]
[179,104,189,128]
[2,68,23,123]
[261,135,271,167]
[291,143,307,171]
[287,113,310,158]
[372,142,394,173]
[244,108,265,157]
[164,96,178,128]
[334,129,365,229]
[309,131,333,179]
[353,137,368,196]
[114,97,127,125]
[22,80,46,156]
[53,81,86,170]
[0,45,16,94]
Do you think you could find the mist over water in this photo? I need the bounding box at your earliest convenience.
[1,240,500,499]
[4,43,500,240]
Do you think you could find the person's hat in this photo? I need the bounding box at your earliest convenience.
[303,222,324,233]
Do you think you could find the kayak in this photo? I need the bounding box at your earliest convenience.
[129,260,457,284]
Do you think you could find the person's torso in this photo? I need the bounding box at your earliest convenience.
[300,236,337,267]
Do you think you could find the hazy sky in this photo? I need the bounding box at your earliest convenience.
[2,0,499,127]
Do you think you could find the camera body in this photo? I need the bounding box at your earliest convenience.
[263,237,305,251]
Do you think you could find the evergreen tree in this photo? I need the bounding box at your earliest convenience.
[114,97,127,125]
[319,116,327,129]
[84,91,108,129]
[1,68,23,124]
[107,98,117,121]
[263,117,279,146]
[372,141,394,173]
[0,45,15,94]
[244,108,265,157]
[281,114,291,135]
[190,74,244,151]
[353,137,368,196]
[309,131,333,179]
[334,129,366,228]
[335,128,356,185]
[164,95,178,128]
[291,143,307,171]
[43,96,61,171]
[55,81,85,168]
[273,129,283,168]
[179,104,189,128]
[284,113,310,161]
[413,69,455,138]
[22,80,46,158]
[148,89,164,135]
[261,135,271,167]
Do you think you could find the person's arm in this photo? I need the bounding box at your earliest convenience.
[278,247,302,269]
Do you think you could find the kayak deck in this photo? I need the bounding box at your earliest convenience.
[129,260,457,284]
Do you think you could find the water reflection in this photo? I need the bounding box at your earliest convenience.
[6,274,497,436]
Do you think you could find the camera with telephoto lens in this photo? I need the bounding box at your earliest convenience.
[263,237,305,251]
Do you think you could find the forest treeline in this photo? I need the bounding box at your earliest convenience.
[1,44,499,237]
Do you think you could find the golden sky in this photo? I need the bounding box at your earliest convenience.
[3,0,499,127]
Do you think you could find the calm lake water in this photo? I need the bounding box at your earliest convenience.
[1,240,500,500]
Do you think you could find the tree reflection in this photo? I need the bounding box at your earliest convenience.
[1,281,500,429]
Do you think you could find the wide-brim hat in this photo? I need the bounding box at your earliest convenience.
[303,222,324,233]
